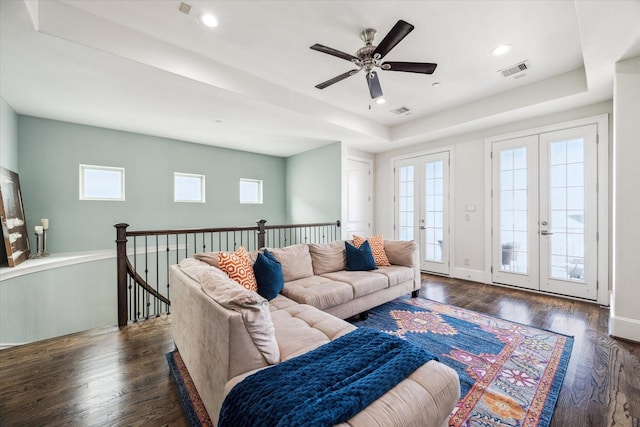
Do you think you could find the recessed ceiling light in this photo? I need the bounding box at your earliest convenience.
[375,97,386,104]
[432,82,440,87]
[491,44,512,56]
[199,12,218,28]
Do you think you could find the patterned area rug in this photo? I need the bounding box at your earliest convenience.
[167,297,573,427]
[354,298,573,427]
[166,351,213,427]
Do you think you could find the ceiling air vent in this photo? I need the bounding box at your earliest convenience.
[499,61,530,77]
[390,106,412,115]
[178,2,192,14]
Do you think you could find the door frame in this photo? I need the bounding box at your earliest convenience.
[483,114,609,305]
[391,145,455,275]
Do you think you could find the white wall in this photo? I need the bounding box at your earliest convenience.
[610,56,640,342]
[375,101,613,281]
[0,97,18,171]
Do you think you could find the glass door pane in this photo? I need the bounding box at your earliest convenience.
[549,139,585,281]
[397,164,414,241]
[424,160,444,262]
[499,147,528,273]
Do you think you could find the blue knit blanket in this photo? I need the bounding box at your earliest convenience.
[218,327,437,427]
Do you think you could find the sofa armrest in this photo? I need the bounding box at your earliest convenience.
[170,265,269,424]
[384,240,421,291]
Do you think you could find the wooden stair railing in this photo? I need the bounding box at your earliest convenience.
[115,219,340,327]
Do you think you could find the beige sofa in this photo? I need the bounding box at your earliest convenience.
[170,240,460,426]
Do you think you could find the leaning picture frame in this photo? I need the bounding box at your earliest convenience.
[0,167,31,267]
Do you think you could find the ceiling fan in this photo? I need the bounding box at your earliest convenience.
[310,20,437,101]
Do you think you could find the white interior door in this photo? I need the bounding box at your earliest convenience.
[395,151,450,275]
[491,124,598,299]
[346,158,372,238]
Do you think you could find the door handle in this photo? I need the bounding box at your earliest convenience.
[540,230,554,235]
[419,226,426,230]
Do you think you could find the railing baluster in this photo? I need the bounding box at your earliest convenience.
[133,236,138,322]
[166,234,170,315]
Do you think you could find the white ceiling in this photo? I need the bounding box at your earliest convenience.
[1,1,639,157]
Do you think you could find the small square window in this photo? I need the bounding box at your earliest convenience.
[174,173,205,203]
[239,178,263,204]
[79,164,125,201]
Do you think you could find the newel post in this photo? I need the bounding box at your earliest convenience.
[115,223,129,327]
[256,219,267,249]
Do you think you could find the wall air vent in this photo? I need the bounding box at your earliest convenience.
[390,106,412,115]
[499,61,530,77]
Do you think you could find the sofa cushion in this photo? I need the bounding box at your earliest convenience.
[353,234,391,267]
[218,247,258,292]
[253,249,284,300]
[383,240,417,267]
[345,241,377,271]
[308,240,346,275]
[280,276,353,310]
[269,302,355,361]
[267,244,314,282]
[321,270,389,298]
[178,258,279,364]
[374,265,415,286]
[195,249,259,268]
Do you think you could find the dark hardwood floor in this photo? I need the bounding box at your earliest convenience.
[1,275,638,426]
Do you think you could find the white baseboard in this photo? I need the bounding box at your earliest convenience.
[451,267,486,284]
[0,342,26,350]
[609,312,640,343]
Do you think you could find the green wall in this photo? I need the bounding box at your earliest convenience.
[286,142,341,223]
[0,258,116,344]
[17,116,288,253]
[1,114,343,345]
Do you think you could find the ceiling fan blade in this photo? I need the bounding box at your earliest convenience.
[366,71,383,99]
[315,69,360,89]
[310,44,359,62]
[373,20,414,60]
[382,62,438,74]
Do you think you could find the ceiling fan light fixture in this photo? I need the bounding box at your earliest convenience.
[491,44,512,56]
[199,12,218,28]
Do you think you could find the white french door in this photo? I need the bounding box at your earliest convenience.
[491,124,599,300]
[395,151,450,275]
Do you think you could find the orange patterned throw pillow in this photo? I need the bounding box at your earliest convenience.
[218,246,258,292]
[353,234,390,267]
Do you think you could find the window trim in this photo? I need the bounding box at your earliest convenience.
[173,172,206,203]
[239,178,263,204]
[79,164,125,201]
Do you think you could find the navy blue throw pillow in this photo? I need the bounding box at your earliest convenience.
[345,240,377,271]
[253,249,284,300]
